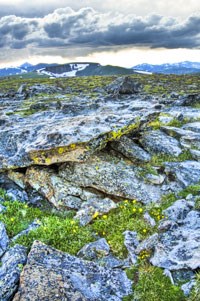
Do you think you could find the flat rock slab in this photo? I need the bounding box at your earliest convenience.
[0,93,157,170]
[14,241,132,301]
[59,152,162,204]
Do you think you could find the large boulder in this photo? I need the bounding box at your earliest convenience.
[13,241,132,301]
[106,76,142,95]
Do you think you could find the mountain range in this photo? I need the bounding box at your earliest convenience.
[133,61,200,75]
[0,61,199,77]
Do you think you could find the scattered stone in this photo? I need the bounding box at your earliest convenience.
[12,220,41,242]
[77,238,110,260]
[182,122,200,133]
[163,199,193,223]
[75,197,117,226]
[174,94,200,107]
[110,136,151,163]
[0,245,27,301]
[165,161,200,187]
[145,173,165,185]
[181,280,196,296]
[13,241,132,301]
[143,212,156,227]
[6,188,28,202]
[97,255,127,269]
[123,231,139,264]
[140,130,182,157]
[0,204,6,213]
[135,233,159,254]
[0,222,9,258]
[150,210,200,270]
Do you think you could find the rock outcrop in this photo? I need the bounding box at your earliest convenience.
[0,75,200,300]
[14,241,132,301]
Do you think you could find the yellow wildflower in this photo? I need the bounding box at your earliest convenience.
[92,212,99,219]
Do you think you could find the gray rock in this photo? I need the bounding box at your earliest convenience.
[143,212,156,227]
[165,107,200,121]
[0,244,27,301]
[0,222,9,258]
[0,204,6,213]
[106,76,142,95]
[165,161,200,187]
[144,173,165,185]
[182,122,200,133]
[6,188,28,203]
[174,94,200,107]
[13,241,132,301]
[97,255,127,269]
[140,130,182,157]
[77,238,110,260]
[11,220,41,242]
[135,233,159,254]
[59,153,162,204]
[110,135,151,163]
[0,88,158,170]
[181,280,196,296]
[25,167,83,210]
[158,220,178,232]
[150,210,200,270]
[163,199,193,223]
[190,149,200,161]
[123,231,139,264]
[75,197,117,226]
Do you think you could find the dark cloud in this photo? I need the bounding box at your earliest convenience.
[0,7,199,50]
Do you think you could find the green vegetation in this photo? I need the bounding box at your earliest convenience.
[150,150,193,166]
[124,264,186,301]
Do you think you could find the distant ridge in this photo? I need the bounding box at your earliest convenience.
[133,61,200,74]
[0,61,199,77]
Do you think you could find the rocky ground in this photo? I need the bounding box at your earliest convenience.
[0,74,200,300]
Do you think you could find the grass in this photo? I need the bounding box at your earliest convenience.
[124,264,186,301]
[150,150,193,166]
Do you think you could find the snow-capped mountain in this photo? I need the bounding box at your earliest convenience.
[133,61,200,74]
[0,62,136,77]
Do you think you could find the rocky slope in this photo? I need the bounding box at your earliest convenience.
[0,74,200,300]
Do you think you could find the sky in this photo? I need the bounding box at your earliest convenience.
[0,0,199,67]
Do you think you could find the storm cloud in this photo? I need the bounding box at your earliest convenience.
[0,7,199,50]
